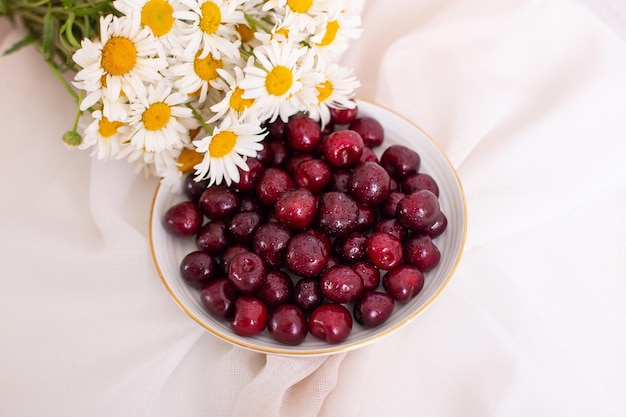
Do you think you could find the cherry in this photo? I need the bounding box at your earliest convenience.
[374,218,408,242]
[253,222,292,269]
[285,230,330,278]
[380,191,405,218]
[220,244,249,274]
[227,211,263,245]
[200,278,238,320]
[256,167,294,206]
[380,144,421,180]
[195,220,230,255]
[267,140,291,167]
[329,102,358,125]
[293,159,331,194]
[179,250,219,288]
[396,190,440,231]
[239,194,264,213]
[268,304,308,345]
[332,232,368,264]
[425,211,448,238]
[293,277,324,313]
[228,251,267,294]
[404,233,441,271]
[162,200,203,237]
[263,118,286,141]
[359,146,379,163]
[317,191,359,237]
[321,130,364,168]
[389,177,399,193]
[354,202,377,232]
[320,265,364,303]
[254,142,274,167]
[284,153,315,177]
[232,157,264,193]
[349,116,384,148]
[366,232,403,271]
[402,173,440,197]
[274,188,317,230]
[328,168,351,193]
[352,261,381,291]
[382,264,425,303]
[198,185,241,220]
[348,161,391,206]
[230,296,269,336]
[353,291,395,327]
[255,270,294,309]
[183,173,210,202]
[285,113,322,152]
[308,303,353,344]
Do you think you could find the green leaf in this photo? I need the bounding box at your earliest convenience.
[60,12,81,49]
[42,8,57,60]
[61,0,74,9]
[2,34,37,56]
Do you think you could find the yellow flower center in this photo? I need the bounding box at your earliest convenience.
[209,130,237,158]
[318,20,339,46]
[265,65,293,97]
[287,0,313,13]
[177,147,203,172]
[274,27,290,39]
[101,37,137,76]
[235,24,255,43]
[98,116,123,137]
[230,87,254,112]
[194,52,223,81]
[141,0,175,37]
[199,1,221,35]
[316,80,333,102]
[142,102,171,131]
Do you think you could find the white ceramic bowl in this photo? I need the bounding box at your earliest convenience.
[149,99,467,356]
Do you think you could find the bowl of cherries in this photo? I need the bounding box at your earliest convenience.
[150,99,467,355]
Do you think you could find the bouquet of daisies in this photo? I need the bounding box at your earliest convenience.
[2,0,363,188]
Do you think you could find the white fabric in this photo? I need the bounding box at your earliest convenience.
[2,0,626,416]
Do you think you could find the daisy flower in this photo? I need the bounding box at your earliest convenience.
[99,94,132,123]
[262,0,332,34]
[168,44,238,104]
[113,0,190,53]
[232,3,263,49]
[306,60,359,128]
[79,109,132,160]
[174,0,244,59]
[193,118,265,186]
[309,0,363,59]
[253,12,309,46]
[72,14,166,105]
[239,39,311,122]
[127,81,196,152]
[154,146,206,191]
[208,65,257,123]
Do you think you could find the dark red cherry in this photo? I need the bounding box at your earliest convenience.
[268,304,308,345]
[353,291,395,327]
[162,201,203,237]
[308,303,353,344]
[230,296,268,336]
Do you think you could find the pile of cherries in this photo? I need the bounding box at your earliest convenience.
[162,103,448,346]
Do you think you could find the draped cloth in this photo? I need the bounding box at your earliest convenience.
[1,0,626,415]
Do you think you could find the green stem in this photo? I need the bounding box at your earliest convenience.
[72,89,83,131]
[244,12,272,34]
[186,103,213,136]
[46,58,78,101]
